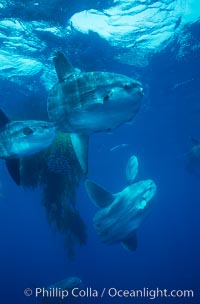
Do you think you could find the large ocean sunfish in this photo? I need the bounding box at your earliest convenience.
[47,51,144,174]
[85,155,157,251]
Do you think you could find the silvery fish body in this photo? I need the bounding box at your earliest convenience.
[48,71,143,133]
[93,180,156,244]
[0,109,55,185]
[0,120,55,159]
[48,52,143,134]
[85,178,156,251]
[126,155,138,183]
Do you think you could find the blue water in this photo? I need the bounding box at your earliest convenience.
[0,1,200,304]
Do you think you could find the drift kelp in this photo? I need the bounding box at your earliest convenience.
[20,132,86,258]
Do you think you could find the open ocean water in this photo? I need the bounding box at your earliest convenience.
[0,1,200,304]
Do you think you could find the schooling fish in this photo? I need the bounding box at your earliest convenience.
[47,51,143,173]
[0,109,55,185]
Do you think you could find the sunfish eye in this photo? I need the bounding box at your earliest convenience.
[103,90,113,102]
[42,125,49,129]
[104,94,109,102]
[123,83,132,90]
[22,127,33,135]
[124,82,142,90]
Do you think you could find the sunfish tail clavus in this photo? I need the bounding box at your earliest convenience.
[0,109,55,185]
[47,51,144,174]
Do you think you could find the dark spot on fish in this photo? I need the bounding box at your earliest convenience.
[124,84,129,89]
[104,94,109,102]
[103,90,112,102]
[23,127,33,135]
[124,82,141,90]
[124,83,133,90]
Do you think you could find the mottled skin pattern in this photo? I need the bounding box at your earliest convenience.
[48,70,143,133]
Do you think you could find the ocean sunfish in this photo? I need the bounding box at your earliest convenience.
[85,156,156,251]
[0,109,55,185]
[47,51,144,173]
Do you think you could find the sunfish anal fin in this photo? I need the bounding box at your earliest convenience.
[121,232,138,251]
[85,179,114,208]
[5,158,21,186]
[70,134,88,175]
[53,51,74,82]
[0,109,10,128]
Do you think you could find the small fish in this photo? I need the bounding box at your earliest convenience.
[126,155,138,183]
[110,143,129,152]
[0,109,55,185]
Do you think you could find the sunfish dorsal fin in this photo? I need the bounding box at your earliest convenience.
[121,231,137,251]
[5,158,21,186]
[0,109,10,128]
[85,179,114,208]
[53,51,74,81]
[70,134,88,175]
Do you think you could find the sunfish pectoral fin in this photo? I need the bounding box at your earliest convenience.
[0,109,10,128]
[121,232,138,251]
[53,51,74,81]
[85,179,114,208]
[70,134,89,175]
[5,158,21,186]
